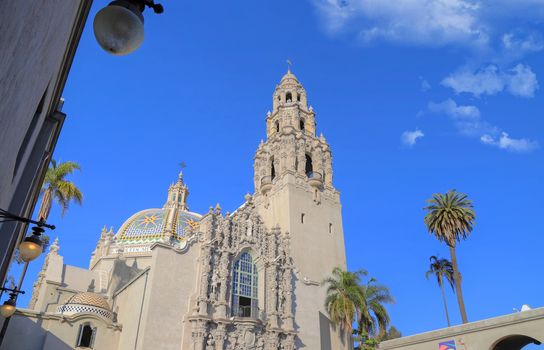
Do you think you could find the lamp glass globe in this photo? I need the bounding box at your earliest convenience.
[19,239,43,262]
[0,302,16,318]
[93,4,144,56]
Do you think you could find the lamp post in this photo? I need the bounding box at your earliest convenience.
[93,0,164,56]
[0,260,29,345]
[0,210,53,347]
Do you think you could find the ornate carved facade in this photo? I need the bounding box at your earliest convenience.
[187,198,296,350]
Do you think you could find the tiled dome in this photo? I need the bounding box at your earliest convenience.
[57,292,113,320]
[66,292,111,310]
[116,208,201,243]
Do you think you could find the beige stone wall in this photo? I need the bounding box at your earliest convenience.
[0,0,92,284]
[379,308,544,350]
[1,312,120,350]
[256,178,348,350]
[138,244,200,350]
[113,268,150,350]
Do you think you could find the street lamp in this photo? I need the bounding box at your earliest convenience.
[18,226,44,263]
[93,0,164,56]
[0,295,16,318]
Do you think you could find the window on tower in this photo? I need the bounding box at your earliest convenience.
[275,121,280,133]
[297,93,301,102]
[271,157,276,180]
[231,252,258,318]
[299,119,305,131]
[305,154,313,177]
[286,92,292,103]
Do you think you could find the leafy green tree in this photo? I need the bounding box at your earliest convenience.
[324,267,395,350]
[424,190,475,324]
[323,267,366,332]
[13,160,82,263]
[379,326,402,341]
[426,255,455,326]
[357,277,394,338]
[38,159,83,220]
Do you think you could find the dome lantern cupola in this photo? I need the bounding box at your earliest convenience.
[165,170,189,210]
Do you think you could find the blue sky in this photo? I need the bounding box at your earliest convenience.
[12,0,544,340]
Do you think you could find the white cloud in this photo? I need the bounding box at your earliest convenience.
[507,64,539,97]
[428,99,480,119]
[502,31,544,54]
[428,98,498,136]
[442,64,539,98]
[401,129,424,147]
[428,99,538,152]
[314,0,487,47]
[480,132,539,152]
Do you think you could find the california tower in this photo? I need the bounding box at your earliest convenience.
[253,70,348,349]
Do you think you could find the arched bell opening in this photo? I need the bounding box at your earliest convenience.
[305,154,313,177]
[286,92,292,103]
[270,157,276,181]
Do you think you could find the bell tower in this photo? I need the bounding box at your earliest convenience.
[253,70,348,350]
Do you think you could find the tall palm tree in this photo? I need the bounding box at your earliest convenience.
[424,190,475,324]
[38,160,83,221]
[426,255,455,326]
[323,267,366,332]
[357,277,394,338]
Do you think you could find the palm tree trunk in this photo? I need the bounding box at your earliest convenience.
[449,245,468,323]
[37,188,52,221]
[439,281,451,327]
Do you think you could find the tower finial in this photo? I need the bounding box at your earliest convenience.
[178,162,187,184]
[286,59,292,73]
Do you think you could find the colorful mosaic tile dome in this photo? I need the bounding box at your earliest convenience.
[116,208,201,243]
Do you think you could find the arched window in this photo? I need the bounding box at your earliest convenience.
[231,252,258,318]
[270,157,276,181]
[286,92,292,103]
[299,119,305,131]
[275,121,280,133]
[297,93,301,102]
[76,324,96,348]
[305,154,313,177]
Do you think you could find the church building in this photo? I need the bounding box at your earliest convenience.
[2,71,349,350]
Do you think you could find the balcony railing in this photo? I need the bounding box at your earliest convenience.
[261,175,272,185]
[306,171,322,180]
[233,305,259,319]
[307,171,323,188]
[260,175,273,195]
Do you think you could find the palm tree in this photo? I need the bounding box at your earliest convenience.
[378,326,402,341]
[323,267,365,332]
[424,189,475,324]
[357,277,394,338]
[38,160,83,221]
[426,255,455,326]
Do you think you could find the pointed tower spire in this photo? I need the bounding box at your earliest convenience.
[49,237,60,255]
[165,169,189,211]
